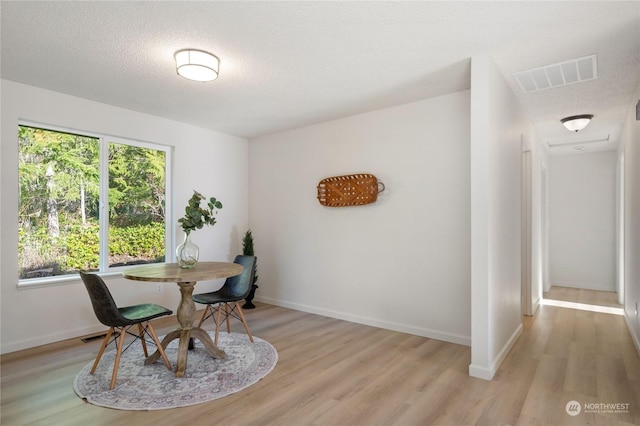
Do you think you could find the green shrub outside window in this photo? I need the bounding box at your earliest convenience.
[18,124,170,280]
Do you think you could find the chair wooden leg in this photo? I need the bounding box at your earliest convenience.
[225,303,231,333]
[235,303,254,343]
[146,322,172,371]
[215,304,223,346]
[138,324,149,357]
[197,306,209,328]
[90,327,114,374]
[110,328,127,390]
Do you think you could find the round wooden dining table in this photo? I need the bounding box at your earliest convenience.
[123,261,243,377]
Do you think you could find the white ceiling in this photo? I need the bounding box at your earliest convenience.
[2,1,639,154]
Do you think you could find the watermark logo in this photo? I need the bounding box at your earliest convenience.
[566,400,581,416]
[584,402,630,414]
[565,400,630,416]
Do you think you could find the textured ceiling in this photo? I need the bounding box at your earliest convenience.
[1,1,639,154]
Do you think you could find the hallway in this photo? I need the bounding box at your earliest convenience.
[507,286,638,424]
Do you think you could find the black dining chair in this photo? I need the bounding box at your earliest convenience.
[193,255,257,345]
[79,271,173,390]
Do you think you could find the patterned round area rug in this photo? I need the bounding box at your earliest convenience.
[73,332,277,410]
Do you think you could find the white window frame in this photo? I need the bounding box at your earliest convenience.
[17,121,174,288]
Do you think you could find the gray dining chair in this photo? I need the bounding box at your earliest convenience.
[192,255,256,345]
[79,271,173,389]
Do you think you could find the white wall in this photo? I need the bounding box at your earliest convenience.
[548,151,617,291]
[521,133,550,316]
[620,82,640,353]
[249,90,471,345]
[0,80,249,354]
[469,53,526,380]
[530,137,550,309]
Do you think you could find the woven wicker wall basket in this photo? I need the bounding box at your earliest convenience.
[317,173,385,207]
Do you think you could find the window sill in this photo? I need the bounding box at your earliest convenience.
[17,269,126,290]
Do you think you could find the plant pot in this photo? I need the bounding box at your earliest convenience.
[243,284,259,309]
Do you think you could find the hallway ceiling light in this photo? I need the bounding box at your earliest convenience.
[561,114,593,132]
[174,49,219,82]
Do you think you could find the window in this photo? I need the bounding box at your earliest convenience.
[18,124,172,282]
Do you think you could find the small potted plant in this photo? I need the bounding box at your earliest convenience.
[242,229,259,309]
[176,190,223,268]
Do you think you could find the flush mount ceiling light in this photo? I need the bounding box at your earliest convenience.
[561,114,593,132]
[174,49,219,82]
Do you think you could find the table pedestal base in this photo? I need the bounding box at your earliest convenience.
[144,281,225,377]
[145,327,225,377]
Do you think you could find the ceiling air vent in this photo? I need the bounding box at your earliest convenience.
[513,54,597,93]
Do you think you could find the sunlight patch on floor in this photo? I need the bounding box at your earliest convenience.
[542,298,624,316]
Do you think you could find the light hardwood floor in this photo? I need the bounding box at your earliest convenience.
[544,285,623,308]
[2,289,639,425]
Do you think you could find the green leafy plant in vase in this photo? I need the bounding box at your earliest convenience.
[176,190,223,269]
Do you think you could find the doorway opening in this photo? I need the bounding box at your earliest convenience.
[539,150,624,316]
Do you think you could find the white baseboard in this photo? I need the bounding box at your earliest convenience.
[532,296,541,315]
[254,296,471,346]
[469,323,523,381]
[551,281,615,292]
[1,324,106,354]
[3,296,474,354]
[468,363,493,380]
